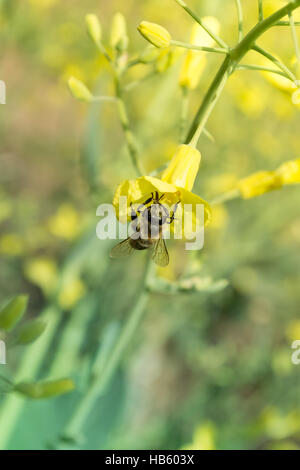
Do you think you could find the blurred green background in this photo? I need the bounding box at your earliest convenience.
[0,0,300,450]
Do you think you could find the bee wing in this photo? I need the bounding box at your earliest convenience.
[110,237,134,259]
[152,237,169,267]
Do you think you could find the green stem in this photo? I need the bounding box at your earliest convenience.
[276,20,300,26]
[185,0,300,146]
[258,0,264,21]
[170,40,228,54]
[236,64,294,81]
[61,259,154,442]
[186,55,232,146]
[211,189,240,206]
[289,11,300,68]
[115,76,145,176]
[252,44,297,83]
[173,0,228,49]
[235,0,244,41]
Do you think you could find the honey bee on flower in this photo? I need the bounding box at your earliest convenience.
[111,145,211,266]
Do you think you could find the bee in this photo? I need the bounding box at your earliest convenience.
[110,191,180,267]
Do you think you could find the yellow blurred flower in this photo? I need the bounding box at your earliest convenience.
[58,278,86,310]
[110,12,128,52]
[179,17,220,90]
[286,319,300,342]
[0,234,24,256]
[182,422,216,450]
[276,158,300,184]
[47,204,81,240]
[24,257,57,295]
[210,205,228,230]
[68,77,92,102]
[86,14,102,46]
[237,156,300,199]
[238,170,282,199]
[113,144,211,240]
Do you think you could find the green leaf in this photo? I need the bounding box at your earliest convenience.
[16,319,47,345]
[14,378,75,399]
[0,295,28,331]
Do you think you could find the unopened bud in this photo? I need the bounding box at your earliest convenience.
[68,77,92,102]
[138,21,171,48]
[85,14,102,45]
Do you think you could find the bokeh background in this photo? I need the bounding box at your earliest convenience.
[1,0,300,450]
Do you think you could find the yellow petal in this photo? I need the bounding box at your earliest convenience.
[162,144,201,191]
[276,158,300,184]
[113,176,178,222]
[173,188,211,239]
[238,170,282,199]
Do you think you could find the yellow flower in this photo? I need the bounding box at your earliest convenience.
[180,17,220,90]
[238,158,300,199]
[276,158,300,184]
[238,170,282,199]
[47,204,81,240]
[24,257,57,295]
[113,144,211,239]
[138,21,171,48]
[182,422,216,450]
[58,278,86,310]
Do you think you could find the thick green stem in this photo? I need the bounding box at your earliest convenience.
[185,55,232,146]
[185,0,300,146]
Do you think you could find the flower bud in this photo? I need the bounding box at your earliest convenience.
[0,295,28,331]
[85,14,102,45]
[138,21,171,48]
[15,379,75,399]
[111,12,129,52]
[68,77,92,102]
[276,158,300,184]
[238,171,282,199]
[162,144,201,191]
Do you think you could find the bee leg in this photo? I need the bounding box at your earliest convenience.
[142,192,155,207]
[167,200,181,224]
